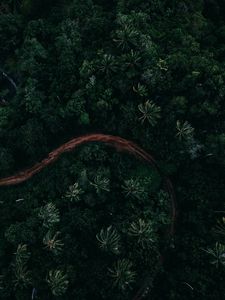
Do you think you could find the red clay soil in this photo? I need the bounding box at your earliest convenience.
[0,133,176,299]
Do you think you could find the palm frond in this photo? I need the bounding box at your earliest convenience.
[122,178,146,200]
[203,242,225,268]
[128,219,156,247]
[43,231,64,255]
[65,182,84,202]
[90,175,110,194]
[39,202,60,228]
[176,120,194,141]
[138,100,161,126]
[96,226,120,254]
[47,270,69,296]
[108,259,136,290]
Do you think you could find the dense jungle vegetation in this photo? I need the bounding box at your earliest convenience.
[0,0,225,299]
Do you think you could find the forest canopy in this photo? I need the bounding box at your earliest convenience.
[0,0,225,299]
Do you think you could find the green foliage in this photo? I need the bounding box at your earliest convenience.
[47,270,69,296]
[176,120,194,141]
[65,182,84,202]
[14,244,30,265]
[0,0,225,299]
[39,202,60,228]
[214,218,225,238]
[19,37,47,74]
[90,175,110,194]
[122,178,146,200]
[138,100,161,126]
[43,230,64,255]
[108,259,136,290]
[98,53,118,76]
[96,226,120,254]
[0,275,3,290]
[21,0,57,16]
[13,244,32,289]
[23,78,43,114]
[5,221,36,245]
[0,147,14,174]
[0,107,12,128]
[155,190,171,225]
[133,83,148,97]
[13,263,32,289]
[203,243,225,268]
[128,219,156,247]
[0,13,22,60]
[0,148,167,299]
[114,15,139,50]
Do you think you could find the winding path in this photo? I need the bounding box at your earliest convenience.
[0,133,176,299]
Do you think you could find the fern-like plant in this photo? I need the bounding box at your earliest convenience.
[43,230,64,255]
[96,226,120,254]
[108,259,136,290]
[138,100,161,126]
[39,202,60,228]
[47,270,69,296]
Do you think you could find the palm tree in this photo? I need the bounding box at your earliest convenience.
[65,182,84,202]
[90,175,110,194]
[47,270,69,296]
[13,264,32,289]
[39,202,60,228]
[43,231,64,255]
[203,242,225,268]
[13,244,32,289]
[96,226,120,254]
[176,120,194,140]
[124,50,141,68]
[133,83,148,97]
[14,244,30,265]
[108,259,136,290]
[98,54,117,75]
[138,100,161,126]
[114,24,139,50]
[214,218,225,238]
[128,219,155,247]
[122,178,146,200]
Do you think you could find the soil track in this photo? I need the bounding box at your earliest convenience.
[0,133,176,299]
